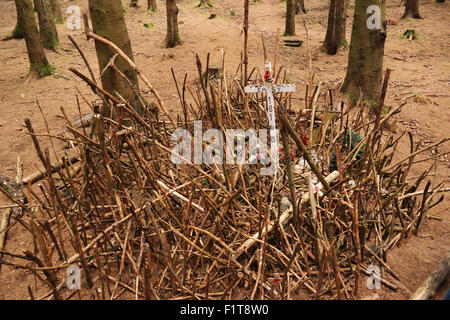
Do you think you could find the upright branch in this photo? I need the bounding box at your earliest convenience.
[243,0,249,86]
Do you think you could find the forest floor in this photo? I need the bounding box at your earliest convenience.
[0,0,449,299]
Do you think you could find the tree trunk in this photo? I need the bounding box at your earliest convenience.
[15,0,53,78]
[197,0,212,7]
[284,0,296,36]
[341,0,387,103]
[165,0,180,48]
[50,0,63,23]
[34,0,59,50]
[9,1,26,40]
[323,0,346,55]
[148,0,157,11]
[402,0,422,19]
[88,0,143,114]
[295,0,306,14]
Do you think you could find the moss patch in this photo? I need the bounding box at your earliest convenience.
[45,37,59,50]
[11,22,25,39]
[32,63,55,78]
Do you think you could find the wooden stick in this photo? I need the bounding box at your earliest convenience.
[278,110,331,191]
[22,153,79,184]
[410,251,450,300]
[0,209,12,253]
[233,171,339,260]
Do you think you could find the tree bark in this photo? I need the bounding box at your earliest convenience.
[88,0,143,114]
[15,0,53,78]
[295,0,306,14]
[323,0,347,54]
[50,0,63,23]
[402,0,422,19]
[9,1,26,40]
[165,0,180,48]
[148,0,157,11]
[341,0,387,103]
[284,0,296,36]
[34,0,59,50]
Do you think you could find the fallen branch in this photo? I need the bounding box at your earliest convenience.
[0,208,12,252]
[22,153,79,185]
[410,251,450,300]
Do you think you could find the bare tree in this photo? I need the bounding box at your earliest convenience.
[50,0,63,23]
[284,0,296,36]
[88,0,144,114]
[323,0,347,54]
[295,0,306,14]
[4,2,26,40]
[148,0,157,11]
[165,0,180,48]
[34,0,59,50]
[402,0,422,19]
[15,0,53,78]
[341,0,387,103]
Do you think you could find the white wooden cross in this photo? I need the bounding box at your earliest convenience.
[244,62,296,173]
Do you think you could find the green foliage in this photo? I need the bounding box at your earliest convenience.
[362,98,378,112]
[344,129,364,157]
[143,22,155,28]
[402,29,419,40]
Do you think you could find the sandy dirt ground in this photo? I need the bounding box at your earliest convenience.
[0,0,449,299]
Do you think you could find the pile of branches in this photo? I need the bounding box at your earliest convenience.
[0,37,448,301]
